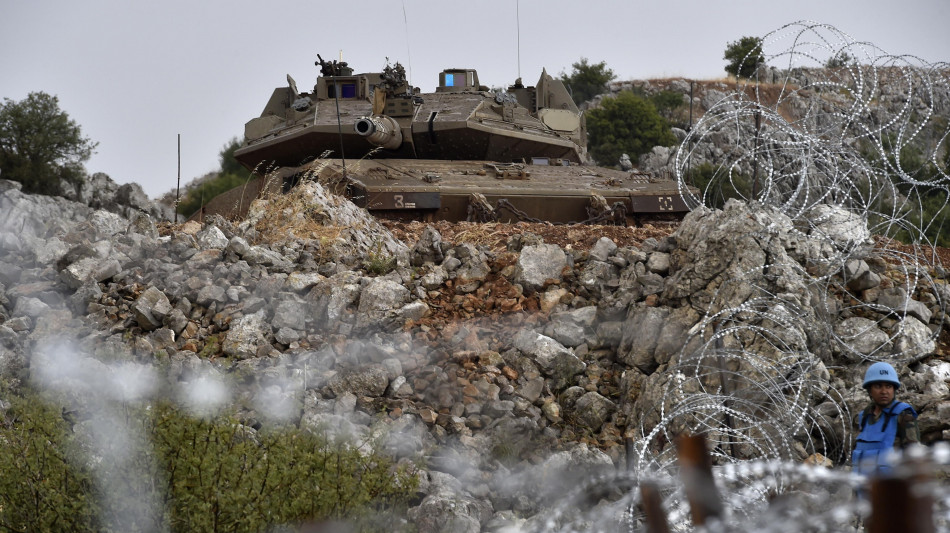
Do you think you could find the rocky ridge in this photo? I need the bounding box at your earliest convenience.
[1,177,949,531]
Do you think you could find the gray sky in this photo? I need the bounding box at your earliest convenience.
[2,0,949,199]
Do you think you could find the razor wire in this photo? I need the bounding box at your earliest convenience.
[536,21,950,531]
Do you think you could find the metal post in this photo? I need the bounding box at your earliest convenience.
[640,481,671,533]
[175,133,180,223]
[752,110,761,198]
[676,434,723,526]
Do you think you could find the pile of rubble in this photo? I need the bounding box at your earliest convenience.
[1,178,948,531]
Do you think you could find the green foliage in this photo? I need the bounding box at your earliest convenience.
[0,388,99,531]
[150,404,418,531]
[176,137,253,218]
[631,87,689,129]
[0,387,418,532]
[724,36,765,79]
[0,91,97,195]
[585,91,677,167]
[559,58,616,106]
[684,162,753,208]
[364,241,397,275]
[219,137,252,178]
[825,51,856,68]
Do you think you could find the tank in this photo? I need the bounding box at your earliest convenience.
[225,54,690,224]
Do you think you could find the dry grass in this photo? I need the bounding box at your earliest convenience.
[251,169,344,246]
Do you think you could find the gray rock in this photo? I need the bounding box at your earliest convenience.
[355,278,410,331]
[132,286,173,331]
[222,312,269,359]
[164,308,189,334]
[307,271,362,329]
[834,317,890,358]
[196,284,228,307]
[646,252,671,275]
[328,364,390,397]
[272,295,308,331]
[274,327,301,345]
[412,226,445,266]
[572,392,615,431]
[196,225,229,249]
[89,209,128,236]
[13,296,49,319]
[892,316,936,358]
[877,287,932,324]
[284,272,325,293]
[127,212,158,239]
[589,237,618,262]
[60,257,121,289]
[618,307,670,372]
[516,244,568,292]
[512,330,585,385]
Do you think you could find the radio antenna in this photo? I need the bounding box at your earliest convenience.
[516,0,521,79]
[402,0,413,86]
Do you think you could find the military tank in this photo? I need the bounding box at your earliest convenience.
[225,54,690,224]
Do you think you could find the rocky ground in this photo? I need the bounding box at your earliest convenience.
[3,177,950,531]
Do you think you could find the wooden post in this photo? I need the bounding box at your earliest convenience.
[676,434,723,526]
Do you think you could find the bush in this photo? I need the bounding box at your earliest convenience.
[0,388,99,531]
[585,91,677,167]
[0,387,419,532]
[685,162,753,208]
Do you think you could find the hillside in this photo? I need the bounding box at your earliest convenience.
[2,176,949,530]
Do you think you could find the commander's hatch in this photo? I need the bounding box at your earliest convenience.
[436,69,487,93]
[315,72,384,101]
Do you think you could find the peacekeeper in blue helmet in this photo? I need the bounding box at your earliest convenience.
[851,362,920,476]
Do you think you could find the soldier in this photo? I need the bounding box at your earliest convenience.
[851,362,920,476]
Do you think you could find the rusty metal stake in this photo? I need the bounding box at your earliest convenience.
[868,458,935,533]
[640,481,671,533]
[676,434,723,526]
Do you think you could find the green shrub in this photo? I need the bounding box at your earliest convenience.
[685,162,753,208]
[586,91,677,167]
[364,242,397,275]
[0,387,419,532]
[0,388,99,531]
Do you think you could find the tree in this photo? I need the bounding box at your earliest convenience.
[825,51,856,68]
[723,36,765,79]
[559,58,616,107]
[0,92,97,195]
[585,91,677,167]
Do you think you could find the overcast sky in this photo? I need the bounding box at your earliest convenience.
[2,0,949,199]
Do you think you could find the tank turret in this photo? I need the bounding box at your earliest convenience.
[234,54,588,169]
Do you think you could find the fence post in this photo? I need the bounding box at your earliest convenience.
[639,481,671,533]
[676,434,723,526]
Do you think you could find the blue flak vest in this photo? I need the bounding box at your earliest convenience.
[852,400,917,476]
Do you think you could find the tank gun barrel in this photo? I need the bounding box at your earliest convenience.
[354,115,403,150]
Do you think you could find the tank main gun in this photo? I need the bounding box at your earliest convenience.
[354,115,403,150]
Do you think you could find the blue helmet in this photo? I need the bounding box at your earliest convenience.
[863,362,900,389]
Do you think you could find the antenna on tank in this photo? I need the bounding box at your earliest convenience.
[516,0,521,79]
[402,0,413,87]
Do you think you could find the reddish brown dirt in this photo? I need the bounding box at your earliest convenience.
[381,220,677,254]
